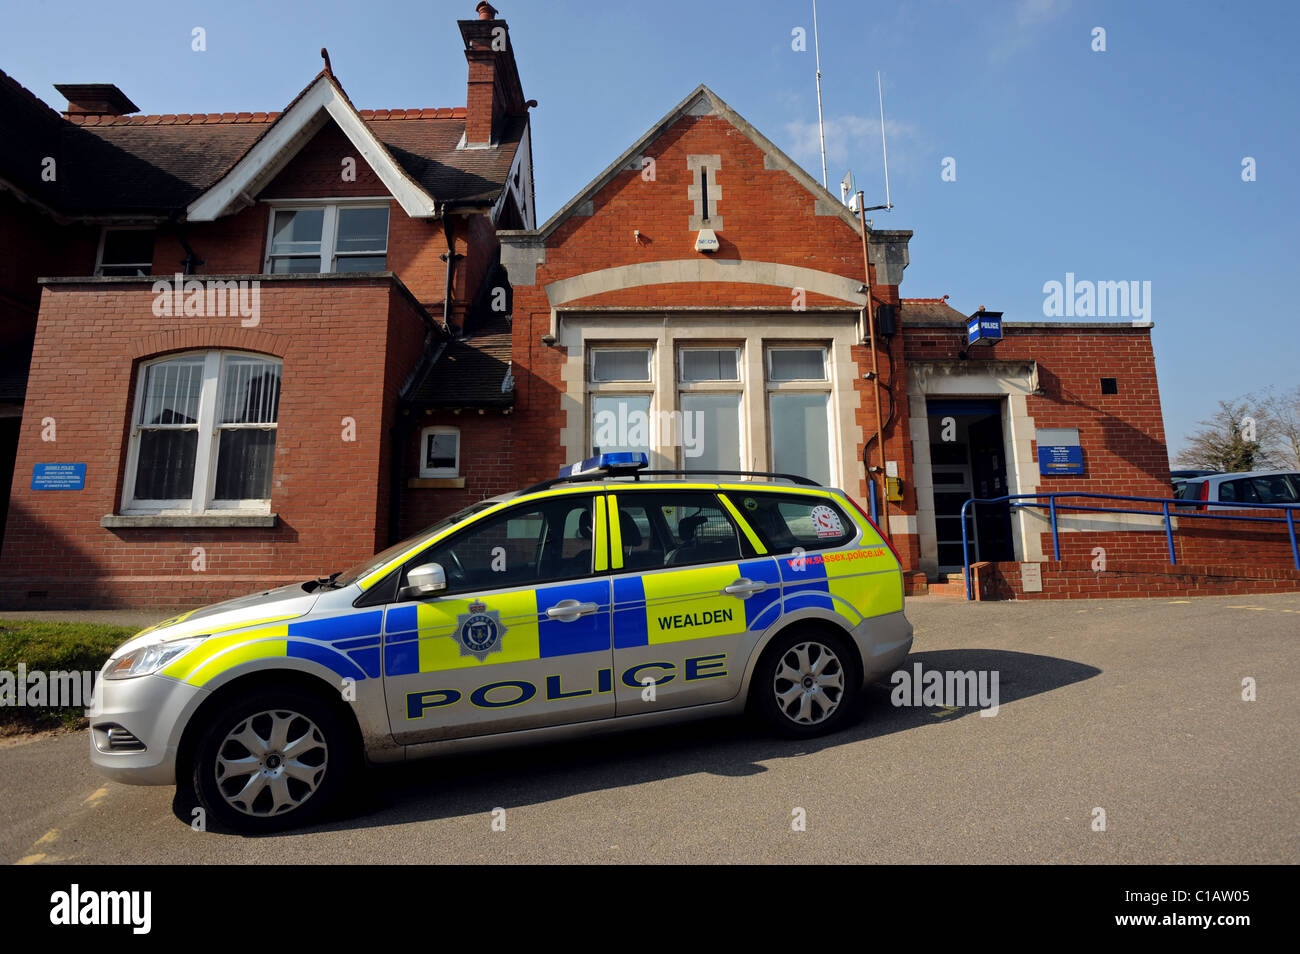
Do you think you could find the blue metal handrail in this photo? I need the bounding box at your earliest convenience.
[960,491,1300,600]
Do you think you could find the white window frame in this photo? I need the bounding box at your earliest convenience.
[588,345,653,384]
[677,345,744,471]
[263,199,391,274]
[678,346,741,383]
[122,350,281,515]
[95,226,155,277]
[765,344,834,485]
[586,345,655,456]
[419,426,461,478]
[767,345,829,383]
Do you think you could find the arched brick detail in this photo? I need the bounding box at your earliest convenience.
[127,326,288,361]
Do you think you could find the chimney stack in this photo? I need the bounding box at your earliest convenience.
[54,83,139,117]
[459,4,525,148]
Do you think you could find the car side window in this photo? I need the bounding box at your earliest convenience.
[400,495,595,596]
[1250,475,1299,504]
[730,492,856,553]
[612,491,745,570]
[1220,479,1257,504]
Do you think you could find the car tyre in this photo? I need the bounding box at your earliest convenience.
[752,628,860,738]
[192,687,356,834]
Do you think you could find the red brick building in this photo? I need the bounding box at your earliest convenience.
[2,5,1289,607]
[494,85,1217,595]
[0,4,531,606]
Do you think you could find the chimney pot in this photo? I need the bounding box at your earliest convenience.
[476,2,498,19]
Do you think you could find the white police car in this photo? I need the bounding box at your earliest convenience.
[88,454,913,831]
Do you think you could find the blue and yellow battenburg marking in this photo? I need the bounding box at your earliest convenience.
[383,578,613,677]
[162,548,897,688]
[613,558,782,648]
[775,546,902,621]
[405,652,728,718]
[162,611,386,686]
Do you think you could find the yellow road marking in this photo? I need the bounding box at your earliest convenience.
[82,786,109,807]
[14,853,46,865]
[33,829,59,847]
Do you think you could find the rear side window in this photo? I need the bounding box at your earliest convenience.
[1217,478,1257,505]
[1222,474,1300,505]
[728,492,856,553]
[610,491,747,570]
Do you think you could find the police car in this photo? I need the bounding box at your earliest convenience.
[88,454,913,832]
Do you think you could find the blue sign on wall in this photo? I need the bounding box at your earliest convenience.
[32,463,86,490]
[967,311,1003,346]
[1038,445,1084,476]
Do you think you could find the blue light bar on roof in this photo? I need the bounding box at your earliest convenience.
[558,452,649,479]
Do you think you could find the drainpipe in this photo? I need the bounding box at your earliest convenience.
[859,194,890,540]
[167,212,204,274]
[440,203,462,335]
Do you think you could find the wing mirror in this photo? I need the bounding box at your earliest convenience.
[404,563,447,599]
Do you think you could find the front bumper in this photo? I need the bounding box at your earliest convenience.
[86,670,210,786]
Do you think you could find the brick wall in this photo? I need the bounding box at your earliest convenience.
[0,277,428,607]
[905,324,1171,498]
[975,559,1300,600]
[397,409,516,538]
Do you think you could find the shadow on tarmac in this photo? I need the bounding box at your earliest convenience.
[174,648,1100,836]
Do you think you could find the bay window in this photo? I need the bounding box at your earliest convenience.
[124,352,281,513]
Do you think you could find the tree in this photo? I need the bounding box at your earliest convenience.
[1173,397,1280,472]
[1256,385,1300,470]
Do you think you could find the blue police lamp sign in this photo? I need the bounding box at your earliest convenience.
[32,462,87,490]
[967,311,1003,346]
[1035,429,1084,475]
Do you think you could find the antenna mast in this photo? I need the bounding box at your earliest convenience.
[813,0,828,188]
[877,70,892,209]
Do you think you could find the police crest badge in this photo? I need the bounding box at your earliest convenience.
[454,600,506,662]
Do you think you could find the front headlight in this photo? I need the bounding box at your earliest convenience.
[104,636,208,680]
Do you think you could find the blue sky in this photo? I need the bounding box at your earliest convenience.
[5,0,1295,457]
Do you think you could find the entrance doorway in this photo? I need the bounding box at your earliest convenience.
[926,399,1015,573]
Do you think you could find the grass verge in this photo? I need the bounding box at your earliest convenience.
[0,619,136,733]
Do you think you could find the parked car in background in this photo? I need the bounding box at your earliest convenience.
[1171,469,1220,499]
[1176,470,1300,510]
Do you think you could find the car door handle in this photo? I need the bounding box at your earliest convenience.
[722,579,768,598]
[545,599,599,620]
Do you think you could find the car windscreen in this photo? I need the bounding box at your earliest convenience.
[333,500,498,587]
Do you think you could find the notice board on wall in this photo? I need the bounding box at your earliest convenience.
[31,463,86,490]
[1036,428,1084,476]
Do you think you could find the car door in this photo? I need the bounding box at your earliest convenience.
[382,491,615,744]
[606,488,779,715]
